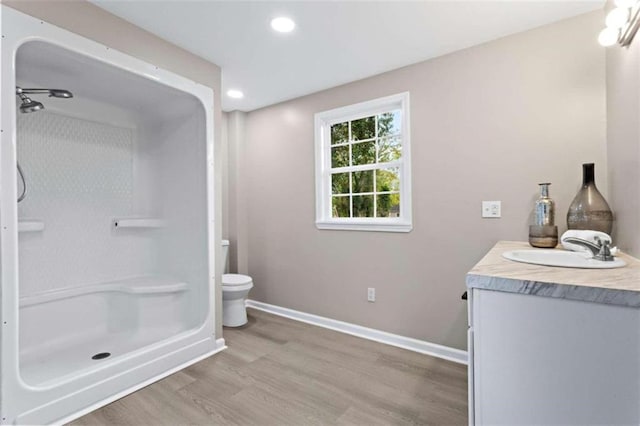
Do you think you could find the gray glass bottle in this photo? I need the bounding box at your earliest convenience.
[567,163,613,234]
[529,183,558,248]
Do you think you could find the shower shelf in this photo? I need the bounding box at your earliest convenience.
[20,276,188,307]
[113,218,166,229]
[18,220,45,233]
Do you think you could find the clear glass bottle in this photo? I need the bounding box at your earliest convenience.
[567,163,613,234]
[529,183,558,248]
[535,183,555,226]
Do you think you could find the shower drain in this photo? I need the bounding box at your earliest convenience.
[91,352,111,360]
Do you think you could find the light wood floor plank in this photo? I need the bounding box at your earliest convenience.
[336,405,424,426]
[71,308,467,425]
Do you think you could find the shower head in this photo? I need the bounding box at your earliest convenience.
[48,89,73,98]
[18,93,44,114]
[15,86,72,113]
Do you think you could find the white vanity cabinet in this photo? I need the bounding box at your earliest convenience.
[466,241,640,426]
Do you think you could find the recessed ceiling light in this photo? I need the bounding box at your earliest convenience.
[227,89,244,99]
[271,17,295,33]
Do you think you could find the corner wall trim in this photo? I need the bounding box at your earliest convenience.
[245,300,468,365]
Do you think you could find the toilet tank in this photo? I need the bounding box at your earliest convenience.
[221,240,229,274]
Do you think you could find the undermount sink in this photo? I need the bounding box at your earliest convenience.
[502,249,627,269]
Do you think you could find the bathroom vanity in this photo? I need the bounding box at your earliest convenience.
[466,241,640,425]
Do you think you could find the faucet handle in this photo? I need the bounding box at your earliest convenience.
[595,238,614,261]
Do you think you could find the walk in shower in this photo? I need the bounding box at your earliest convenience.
[1,7,221,424]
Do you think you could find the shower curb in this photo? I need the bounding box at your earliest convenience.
[245,300,468,365]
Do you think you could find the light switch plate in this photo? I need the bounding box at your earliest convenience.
[482,201,501,218]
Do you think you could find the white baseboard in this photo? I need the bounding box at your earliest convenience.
[245,300,468,365]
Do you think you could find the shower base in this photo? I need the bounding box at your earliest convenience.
[21,326,187,386]
[19,276,192,387]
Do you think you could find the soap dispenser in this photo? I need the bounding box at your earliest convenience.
[529,183,558,248]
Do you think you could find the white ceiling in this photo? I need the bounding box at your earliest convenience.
[91,1,604,112]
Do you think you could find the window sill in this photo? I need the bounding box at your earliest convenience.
[315,220,412,233]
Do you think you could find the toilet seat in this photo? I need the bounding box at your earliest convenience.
[222,273,253,292]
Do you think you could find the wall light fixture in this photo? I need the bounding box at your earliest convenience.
[599,0,640,47]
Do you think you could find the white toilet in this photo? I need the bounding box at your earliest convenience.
[221,240,253,327]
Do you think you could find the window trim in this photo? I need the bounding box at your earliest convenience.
[314,92,412,232]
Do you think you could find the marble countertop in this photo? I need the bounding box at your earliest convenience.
[466,241,640,307]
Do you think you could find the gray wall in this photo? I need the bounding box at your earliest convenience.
[233,12,605,350]
[4,0,225,337]
[606,1,640,257]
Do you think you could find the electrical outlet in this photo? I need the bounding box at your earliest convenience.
[367,287,375,302]
[482,201,501,218]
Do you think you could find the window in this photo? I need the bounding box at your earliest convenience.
[314,92,411,232]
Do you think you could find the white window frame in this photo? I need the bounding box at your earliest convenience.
[314,92,412,232]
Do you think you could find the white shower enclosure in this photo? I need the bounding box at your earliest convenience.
[0,6,222,425]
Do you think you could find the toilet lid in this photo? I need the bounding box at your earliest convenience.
[222,273,253,286]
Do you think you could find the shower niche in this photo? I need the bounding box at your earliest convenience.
[1,6,220,425]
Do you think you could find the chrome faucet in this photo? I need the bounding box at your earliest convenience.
[563,236,614,261]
